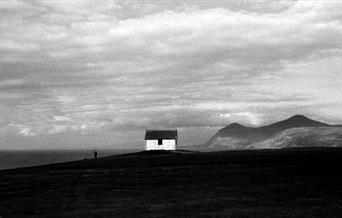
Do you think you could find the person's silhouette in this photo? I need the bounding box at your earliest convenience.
[93,149,98,159]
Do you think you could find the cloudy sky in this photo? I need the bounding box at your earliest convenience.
[0,0,342,149]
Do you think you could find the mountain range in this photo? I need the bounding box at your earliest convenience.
[201,115,342,150]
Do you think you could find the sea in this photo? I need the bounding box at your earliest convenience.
[0,149,138,170]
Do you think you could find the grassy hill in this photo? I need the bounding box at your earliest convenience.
[1,148,342,217]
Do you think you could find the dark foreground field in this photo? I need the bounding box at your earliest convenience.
[1,148,342,218]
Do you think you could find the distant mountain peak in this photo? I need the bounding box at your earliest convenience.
[266,114,329,129]
[284,114,324,124]
[205,114,332,149]
[226,123,246,129]
[287,114,310,121]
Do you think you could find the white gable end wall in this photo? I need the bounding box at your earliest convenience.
[145,139,176,150]
[162,139,176,150]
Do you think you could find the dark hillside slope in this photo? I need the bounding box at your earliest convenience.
[1,148,342,217]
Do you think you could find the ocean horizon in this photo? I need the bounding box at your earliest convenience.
[0,149,139,170]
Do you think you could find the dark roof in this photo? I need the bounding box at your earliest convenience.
[145,130,178,140]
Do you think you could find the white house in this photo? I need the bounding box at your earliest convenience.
[145,130,178,150]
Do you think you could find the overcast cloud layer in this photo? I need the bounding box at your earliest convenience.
[1,0,342,149]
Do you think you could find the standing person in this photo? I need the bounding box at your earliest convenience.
[93,149,98,159]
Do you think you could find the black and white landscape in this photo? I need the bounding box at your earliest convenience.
[1,0,342,149]
[1,0,342,217]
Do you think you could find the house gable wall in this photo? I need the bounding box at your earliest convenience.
[145,139,176,150]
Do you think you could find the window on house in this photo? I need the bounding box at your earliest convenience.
[158,139,162,145]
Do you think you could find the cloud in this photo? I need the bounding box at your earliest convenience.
[0,79,25,88]
[54,116,72,122]
[0,0,342,148]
